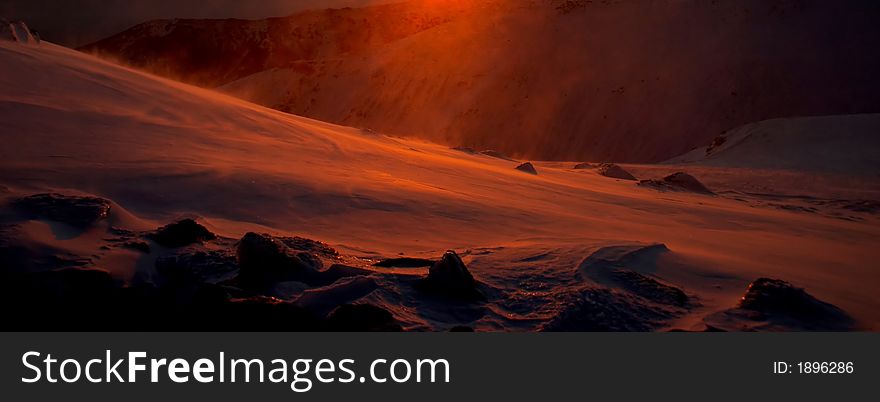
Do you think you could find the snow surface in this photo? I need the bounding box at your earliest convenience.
[1,40,879,330]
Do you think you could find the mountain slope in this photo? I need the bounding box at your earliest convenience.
[667,114,880,175]
[2,38,880,330]
[82,0,880,162]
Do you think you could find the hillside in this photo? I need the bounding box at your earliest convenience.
[81,0,880,162]
[3,30,880,331]
[667,114,880,176]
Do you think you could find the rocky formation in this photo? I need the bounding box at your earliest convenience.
[704,278,855,331]
[1,20,38,44]
[151,219,216,247]
[573,162,593,169]
[638,172,714,195]
[515,162,539,175]
[417,250,482,300]
[235,232,322,286]
[596,164,637,181]
[14,193,111,227]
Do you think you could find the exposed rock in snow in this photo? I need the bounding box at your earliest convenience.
[638,172,715,195]
[151,219,217,248]
[704,278,855,331]
[418,250,482,300]
[597,163,637,181]
[14,193,111,228]
[1,20,38,45]
[236,232,322,286]
[515,162,538,175]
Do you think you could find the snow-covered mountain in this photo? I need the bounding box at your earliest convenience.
[80,0,880,163]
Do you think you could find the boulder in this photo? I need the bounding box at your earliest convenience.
[638,172,714,195]
[418,250,482,300]
[703,278,855,331]
[515,162,539,175]
[236,232,321,286]
[151,219,216,248]
[573,162,594,169]
[15,193,111,227]
[596,163,637,180]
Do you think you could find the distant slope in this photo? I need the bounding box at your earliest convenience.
[77,2,473,87]
[80,0,880,163]
[666,114,880,176]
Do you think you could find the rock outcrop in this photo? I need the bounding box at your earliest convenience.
[704,278,855,331]
[515,162,539,175]
[151,219,216,248]
[596,163,637,181]
[638,172,714,195]
[236,232,322,286]
[15,193,111,227]
[417,250,482,300]
[1,20,38,44]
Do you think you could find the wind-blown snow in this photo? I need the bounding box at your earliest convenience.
[1,40,879,330]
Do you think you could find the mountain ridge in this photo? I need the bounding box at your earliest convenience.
[80,0,880,162]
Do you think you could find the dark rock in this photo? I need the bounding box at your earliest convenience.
[740,278,841,318]
[150,219,216,248]
[541,287,674,332]
[638,172,714,195]
[706,135,728,155]
[596,164,637,181]
[14,193,111,227]
[452,146,477,154]
[236,232,321,286]
[515,162,538,175]
[324,304,403,332]
[280,236,339,258]
[449,326,475,332]
[704,278,855,331]
[374,257,435,268]
[418,250,483,300]
[573,162,594,169]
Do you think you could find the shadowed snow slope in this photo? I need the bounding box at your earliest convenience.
[1,41,879,330]
[666,114,880,176]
